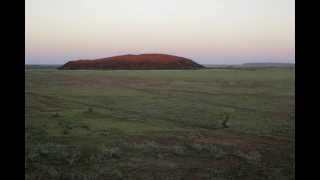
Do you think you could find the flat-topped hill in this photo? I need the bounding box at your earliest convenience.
[59,54,204,70]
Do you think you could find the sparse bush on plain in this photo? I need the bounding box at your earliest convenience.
[187,143,226,158]
[100,145,121,159]
[52,112,60,118]
[80,124,91,131]
[172,145,184,156]
[62,128,69,135]
[234,150,261,164]
[221,112,232,128]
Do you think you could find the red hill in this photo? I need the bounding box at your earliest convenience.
[59,54,204,70]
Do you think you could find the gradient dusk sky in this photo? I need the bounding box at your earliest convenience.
[26,0,295,65]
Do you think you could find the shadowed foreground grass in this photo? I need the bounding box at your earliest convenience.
[26,68,294,180]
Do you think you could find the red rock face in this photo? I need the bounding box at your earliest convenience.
[59,54,204,70]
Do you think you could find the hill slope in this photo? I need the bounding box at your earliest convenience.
[60,54,204,70]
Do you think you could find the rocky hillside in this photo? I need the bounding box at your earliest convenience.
[59,54,204,70]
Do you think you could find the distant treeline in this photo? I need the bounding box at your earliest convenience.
[204,63,295,69]
[25,65,62,69]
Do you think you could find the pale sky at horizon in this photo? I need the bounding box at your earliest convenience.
[25,0,295,65]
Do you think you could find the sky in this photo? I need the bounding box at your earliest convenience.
[25,0,295,65]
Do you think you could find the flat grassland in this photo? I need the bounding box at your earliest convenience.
[26,68,295,180]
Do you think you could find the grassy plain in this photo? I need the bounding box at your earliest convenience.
[26,68,295,180]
